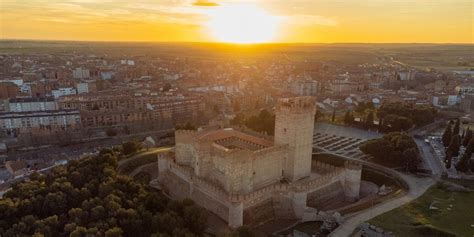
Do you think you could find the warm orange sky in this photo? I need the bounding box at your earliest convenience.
[1,0,473,43]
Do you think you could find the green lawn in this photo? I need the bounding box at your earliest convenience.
[369,183,474,237]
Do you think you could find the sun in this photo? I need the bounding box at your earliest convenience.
[205,4,279,44]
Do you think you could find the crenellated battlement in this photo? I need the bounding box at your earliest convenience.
[175,129,198,143]
[253,144,288,156]
[276,96,316,114]
[165,156,345,204]
[344,160,363,170]
[175,129,198,135]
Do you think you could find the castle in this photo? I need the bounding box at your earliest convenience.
[156,97,362,228]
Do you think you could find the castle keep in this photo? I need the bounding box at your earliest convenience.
[156,96,362,228]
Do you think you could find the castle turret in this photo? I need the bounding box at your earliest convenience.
[275,97,316,181]
[343,160,362,202]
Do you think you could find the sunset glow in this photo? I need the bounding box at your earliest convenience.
[0,0,472,43]
[205,4,279,44]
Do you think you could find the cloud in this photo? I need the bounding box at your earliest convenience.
[289,14,338,26]
[192,0,219,7]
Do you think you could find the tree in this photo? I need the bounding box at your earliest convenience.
[122,141,142,155]
[456,139,473,172]
[213,104,220,115]
[244,109,275,135]
[445,150,453,169]
[122,125,130,135]
[105,227,123,237]
[377,102,436,127]
[453,118,461,136]
[343,111,354,125]
[442,125,453,147]
[232,226,255,237]
[175,122,197,131]
[315,110,324,122]
[162,83,172,92]
[0,148,208,236]
[233,100,241,112]
[383,114,413,132]
[403,148,421,172]
[106,128,117,137]
[360,132,420,171]
[365,111,374,129]
[447,135,461,157]
[230,113,245,125]
[463,128,472,147]
[355,102,367,113]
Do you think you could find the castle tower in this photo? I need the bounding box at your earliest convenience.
[275,97,316,181]
[343,160,362,202]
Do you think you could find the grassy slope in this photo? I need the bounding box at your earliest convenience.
[117,147,170,174]
[369,183,474,237]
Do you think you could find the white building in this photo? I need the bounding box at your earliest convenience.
[6,97,58,112]
[290,80,319,96]
[456,83,474,95]
[0,78,23,86]
[447,95,459,106]
[76,83,89,94]
[121,59,135,66]
[19,84,31,95]
[163,73,180,81]
[0,110,81,132]
[73,67,90,79]
[396,70,416,81]
[100,71,114,80]
[51,87,77,99]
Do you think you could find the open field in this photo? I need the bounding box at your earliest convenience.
[369,181,474,237]
[2,40,472,69]
[377,44,474,71]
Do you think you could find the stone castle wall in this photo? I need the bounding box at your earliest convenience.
[306,181,345,209]
[158,155,357,228]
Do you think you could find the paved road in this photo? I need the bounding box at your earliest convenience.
[315,151,436,237]
[329,169,435,237]
[415,138,445,178]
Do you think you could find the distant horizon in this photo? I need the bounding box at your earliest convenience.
[1,38,473,45]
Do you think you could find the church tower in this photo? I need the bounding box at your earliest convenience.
[275,97,316,181]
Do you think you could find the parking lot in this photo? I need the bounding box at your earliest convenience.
[313,123,382,160]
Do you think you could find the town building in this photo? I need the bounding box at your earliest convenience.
[5,97,58,112]
[72,67,90,79]
[51,87,77,99]
[330,79,363,94]
[5,160,28,178]
[396,70,416,81]
[0,109,81,134]
[456,83,474,95]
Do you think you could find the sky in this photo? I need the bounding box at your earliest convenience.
[1,0,473,43]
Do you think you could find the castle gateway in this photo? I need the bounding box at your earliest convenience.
[156,97,362,227]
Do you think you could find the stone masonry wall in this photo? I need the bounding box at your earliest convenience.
[243,198,275,226]
[306,181,345,209]
[275,97,316,181]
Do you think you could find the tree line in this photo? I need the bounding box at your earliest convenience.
[343,102,437,133]
[0,147,207,236]
[359,132,421,172]
[231,109,275,135]
[442,118,474,172]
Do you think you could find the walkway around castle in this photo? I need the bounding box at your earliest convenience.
[326,155,436,237]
